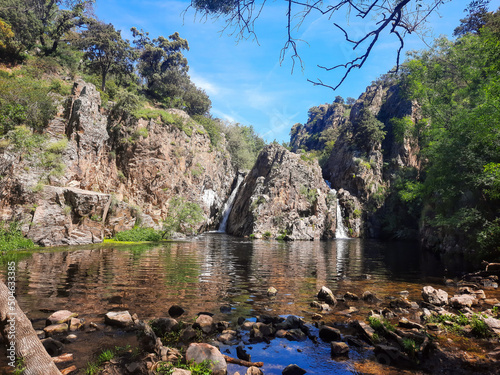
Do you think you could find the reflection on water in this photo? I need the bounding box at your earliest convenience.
[0,235,461,374]
[0,235,449,322]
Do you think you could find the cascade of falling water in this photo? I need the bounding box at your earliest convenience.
[325,180,350,239]
[218,174,244,233]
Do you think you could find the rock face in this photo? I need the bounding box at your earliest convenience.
[0,79,236,245]
[290,81,422,240]
[227,144,336,240]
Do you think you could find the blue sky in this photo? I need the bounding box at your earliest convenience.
[95,0,500,143]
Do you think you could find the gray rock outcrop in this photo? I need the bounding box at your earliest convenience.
[227,144,336,240]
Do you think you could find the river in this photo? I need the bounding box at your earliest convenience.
[0,235,480,374]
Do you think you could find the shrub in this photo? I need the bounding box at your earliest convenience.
[0,221,34,251]
[162,197,204,238]
[114,227,162,242]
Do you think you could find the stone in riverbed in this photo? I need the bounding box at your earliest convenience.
[168,305,185,318]
[105,311,133,327]
[398,318,425,330]
[450,295,477,308]
[282,364,306,375]
[41,337,64,356]
[422,286,448,306]
[331,341,349,356]
[69,317,83,331]
[237,346,251,361]
[361,291,378,303]
[319,326,341,342]
[185,343,227,375]
[344,292,359,300]
[353,320,376,344]
[194,314,214,334]
[44,323,68,336]
[267,287,278,296]
[317,286,337,306]
[246,367,263,375]
[47,310,78,325]
[172,368,192,375]
[484,317,500,335]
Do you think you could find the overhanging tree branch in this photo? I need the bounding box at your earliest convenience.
[189,0,448,90]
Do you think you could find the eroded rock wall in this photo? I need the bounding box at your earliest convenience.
[0,80,235,245]
[227,144,336,240]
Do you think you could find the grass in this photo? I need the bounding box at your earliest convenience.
[0,221,34,252]
[425,312,492,338]
[85,346,138,375]
[114,227,163,242]
[155,360,213,375]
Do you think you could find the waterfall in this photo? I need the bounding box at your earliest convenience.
[325,180,350,239]
[218,174,244,233]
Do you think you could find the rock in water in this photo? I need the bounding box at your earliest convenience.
[104,311,133,327]
[422,286,448,306]
[225,144,336,240]
[185,343,227,375]
[317,286,337,306]
[282,364,307,375]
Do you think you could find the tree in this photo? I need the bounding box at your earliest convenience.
[79,19,135,91]
[189,0,447,90]
[353,108,385,152]
[0,0,94,55]
[162,197,205,238]
[132,28,211,115]
[453,0,491,36]
[1,280,62,374]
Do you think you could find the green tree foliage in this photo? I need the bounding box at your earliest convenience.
[78,20,135,92]
[162,197,205,238]
[223,122,266,170]
[352,108,386,153]
[402,10,500,259]
[0,0,93,57]
[132,28,211,115]
[454,0,491,36]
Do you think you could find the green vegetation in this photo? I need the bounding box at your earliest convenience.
[262,231,272,239]
[114,227,162,242]
[162,197,204,238]
[299,185,318,205]
[425,312,492,338]
[0,221,34,252]
[155,360,213,375]
[395,9,500,260]
[84,346,138,375]
[223,123,266,170]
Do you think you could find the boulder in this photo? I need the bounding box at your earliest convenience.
[104,311,133,327]
[172,368,192,375]
[282,364,307,375]
[218,330,239,345]
[185,343,227,375]
[353,320,376,344]
[317,286,337,306]
[236,346,251,362]
[44,324,68,336]
[246,367,263,375]
[41,338,64,356]
[267,287,278,296]
[450,295,477,308]
[69,318,83,331]
[46,310,78,325]
[194,314,214,334]
[331,341,349,356]
[362,291,378,303]
[168,305,185,318]
[484,317,500,335]
[319,326,341,342]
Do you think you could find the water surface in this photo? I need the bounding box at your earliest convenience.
[0,235,477,374]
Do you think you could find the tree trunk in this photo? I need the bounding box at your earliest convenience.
[0,280,62,375]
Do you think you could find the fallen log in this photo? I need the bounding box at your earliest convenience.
[223,355,263,367]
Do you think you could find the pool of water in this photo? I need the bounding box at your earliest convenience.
[0,235,483,374]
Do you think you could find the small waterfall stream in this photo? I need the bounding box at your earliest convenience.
[218,174,244,232]
[325,180,350,239]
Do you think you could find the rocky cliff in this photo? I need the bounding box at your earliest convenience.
[0,80,236,246]
[290,79,422,239]
[227,144,337,240]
